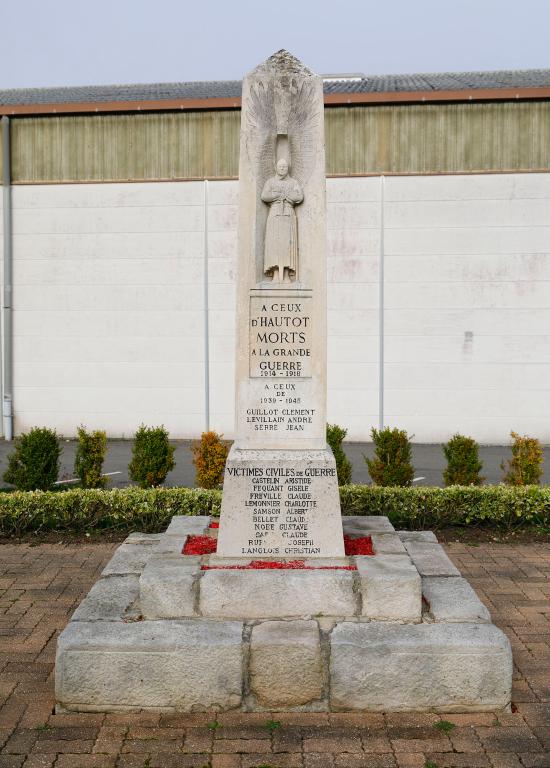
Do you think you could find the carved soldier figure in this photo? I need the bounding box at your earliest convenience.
[261,158,304,282]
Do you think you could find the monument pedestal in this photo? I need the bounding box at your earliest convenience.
[217,446,345,558]
[55,514,512,714]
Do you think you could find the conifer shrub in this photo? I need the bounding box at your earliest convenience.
[501,431,544,486]
[128,424,175,488]
[443,433,484,486]
[326,423,352,486]
[74,426,108,489]
[365,426,414,487]
[3,427,61,491]
[192,431,230,489]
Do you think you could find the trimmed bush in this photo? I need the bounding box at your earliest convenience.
[502,431,544,486]
[443,434,484,486]
[339,485,550,531]
[128,425,175,488]
[0,487,221,537]
[326,423,352,486]
[192,431,230,489]
[3,428,61,491]
[74,426,107,489]
[365,427,414,487]
[0,485,548,537]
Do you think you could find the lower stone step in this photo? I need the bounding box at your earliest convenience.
[55,617,512,713]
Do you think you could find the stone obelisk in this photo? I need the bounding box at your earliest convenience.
[217,50,344,558]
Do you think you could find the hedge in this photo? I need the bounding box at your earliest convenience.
[0,488,221,536]
[0,484,548,537]
[340,485,550,530]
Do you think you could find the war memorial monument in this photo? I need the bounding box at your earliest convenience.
[55,52,512,713]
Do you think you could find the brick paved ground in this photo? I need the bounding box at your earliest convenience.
[0,540,549,768]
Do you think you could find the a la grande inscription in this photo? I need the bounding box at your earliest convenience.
[226,463,336,555]
[249,296,312,378]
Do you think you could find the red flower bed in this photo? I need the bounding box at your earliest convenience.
[343,534,374,556]
[202,560,357,571]
[183,535,218,555]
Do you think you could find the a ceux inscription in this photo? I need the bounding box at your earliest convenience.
[246,381,315,433]
[225,463,336,556]
[249,295,312,378]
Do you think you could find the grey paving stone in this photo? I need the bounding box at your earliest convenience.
[140,556,200,619]
[199,568,357,619]
[330,621,512,712]
[371,533,408,555]
[355,555,421,622]
[423,577,491,623]
[250,620,323,707]
[71,576,139,622]
[397,530,438,543]
[403,541,460,577]
[342,516,395,533]
[101,542,154,576]
[56,619,243,712]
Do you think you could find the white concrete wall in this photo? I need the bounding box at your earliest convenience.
[9,173,550,443]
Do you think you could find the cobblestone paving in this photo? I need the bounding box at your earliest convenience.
[0,540,549,768]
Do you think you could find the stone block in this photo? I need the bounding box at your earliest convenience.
[330,621,513,712]
[342,516,395,533]
[398,530,438,543]
[423,577,491,623]
[124,532,163,544]
[371,533,408,555]
[164,515,211,536]
[71,576,139,622]
[153,535,186,555]
[56,619,243,712]
[101,543,154,576]
[355,555,421,622]
[249,620,323,707]
[403,541,460,577]
[217,447,345,559]
[199,568,357,618]
[139,556,200,619]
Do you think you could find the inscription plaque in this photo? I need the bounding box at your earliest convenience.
[249,294,312,378]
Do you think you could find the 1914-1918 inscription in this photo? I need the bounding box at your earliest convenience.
[249,295,312,378]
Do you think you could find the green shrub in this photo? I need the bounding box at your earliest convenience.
[443,434,484,486]
[365,427,414,487]
[339,484,550,531]
[74,426,107,489]
[192,431,230,489]
[0,487,221,536]
[502,431,544,486]
[326,423,352,486]
[128,425,175,488]
[0,485,548,537]
[3,428,61,491]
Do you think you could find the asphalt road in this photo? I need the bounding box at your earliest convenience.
[0,439,548,488]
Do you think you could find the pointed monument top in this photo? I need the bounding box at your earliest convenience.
[250,50,316,78]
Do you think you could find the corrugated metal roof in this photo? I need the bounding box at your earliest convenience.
[2,68,550,106]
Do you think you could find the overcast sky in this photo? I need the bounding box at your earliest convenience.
[2,0,549,90]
